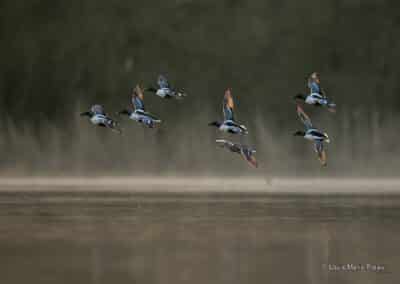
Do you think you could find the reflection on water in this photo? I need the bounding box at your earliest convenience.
[0,189,398,284]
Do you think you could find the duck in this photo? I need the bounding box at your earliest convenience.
[208,88,248,135]
[80,104,121,134]
[146,75,187,99]
[293,104,330,166]
[216,139,258,168]
[294,72,336,112]
[118,85,161,128]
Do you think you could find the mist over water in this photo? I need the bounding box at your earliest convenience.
[0,0,399,176]
[2,3,400,284]
[0,103,398,176]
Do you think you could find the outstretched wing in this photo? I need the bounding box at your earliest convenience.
[157,75,170,89]
[91,104,105,115]
[223,88,235,121]
[241,148,258,168]
[131,85,145,111]
[216,139,234,148]
[296,104,313,129]
[216,139,242,154]
[308,81,321,94]
[314,140,327,166]
[308,74,327,98]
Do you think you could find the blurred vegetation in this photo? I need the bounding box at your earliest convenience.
[0,0,399,176]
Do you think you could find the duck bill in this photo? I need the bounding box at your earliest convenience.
[80,112,90,117]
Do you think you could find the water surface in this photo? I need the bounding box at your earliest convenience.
[0,179,398,284]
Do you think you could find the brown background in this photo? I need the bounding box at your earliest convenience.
[0,0,399,175]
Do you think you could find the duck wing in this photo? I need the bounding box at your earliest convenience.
[216,139,234,148]
[296,104,313,130]
[314,140,327,166]
[157,75,170,89]
[131,85,145,111]
[241,147,258,168]
[143,111,160,121]
[308,81,322,94]
[223,88,235,121]
[91,104,106,115]
[216,139,241,153]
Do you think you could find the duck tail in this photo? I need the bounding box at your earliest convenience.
[176,91,187,98]
[110,121,122,134]
[327,103,336,113]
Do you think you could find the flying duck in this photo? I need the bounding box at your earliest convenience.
[146,75,187,99]
[293,104,330,166]
[208,88,248,135]
[216,139,258,168]
[294,72,336,112]
[118,85,161,128]
[80,104,121,134]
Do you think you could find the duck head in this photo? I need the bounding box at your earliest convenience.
[293,130,306,137]
[293,94,306,101]
[146,87,158,93]
[80,111,92,117]
[310,72,320,83]
[208,121,222,128]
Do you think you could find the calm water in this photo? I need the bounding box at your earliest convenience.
[0,188,399,284]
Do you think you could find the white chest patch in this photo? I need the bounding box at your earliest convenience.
[130,112,141,121]
[156,88,171,98]
[91,115,107,125]
[305,95,319,104]
[304,133,315,141]
[220,123,243,134]
[220,124,230,132]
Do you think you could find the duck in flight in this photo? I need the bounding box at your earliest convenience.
[118,85,161,128]
[80,104,121,134]
[294,72,336,112]
[208,88,248,135]
[146,75,187,99]
[293,104,330,166]
[216,139,258,168]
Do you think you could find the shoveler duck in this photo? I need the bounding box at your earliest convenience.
[208,88,248,135]
[216,139,258,168]
[294,72,336,112]
[80,104,121,134]
[293,104,330,166]
[118,85,161,128]
[146,75,187,99]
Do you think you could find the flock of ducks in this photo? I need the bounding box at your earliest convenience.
[293,72,335,166]
[80,72,336,168]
